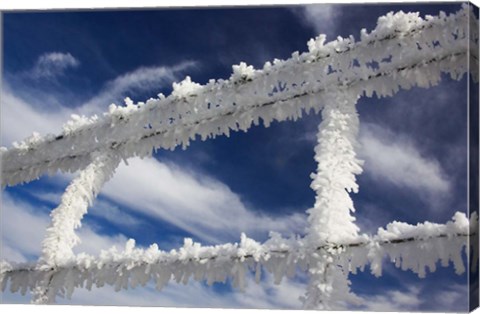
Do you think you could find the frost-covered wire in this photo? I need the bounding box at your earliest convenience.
[39,151,120,267]
[1,5,477,187]
[0,212,476,306]
[30,150,120,304]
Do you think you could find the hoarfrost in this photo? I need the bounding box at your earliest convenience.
[0,4,477,309]
[1,5,476,187]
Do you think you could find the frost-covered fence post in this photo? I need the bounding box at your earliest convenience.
[306,91,363,245]
[32,150,120,304]
[302,91,365,309]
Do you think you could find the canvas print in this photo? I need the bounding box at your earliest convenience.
[0,1,478,312]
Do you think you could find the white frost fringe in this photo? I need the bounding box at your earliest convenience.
[31,151,120,304]
[0,212,476,306]
[1,4,476,187]
[302,90,365,309]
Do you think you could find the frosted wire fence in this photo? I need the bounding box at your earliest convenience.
[0,4,478,309]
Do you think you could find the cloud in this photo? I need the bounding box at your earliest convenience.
[79,61,197,116]
[356,285,422,312]
[26,154,306,246]
[429,284,468,311]
[0,192,129,263]
[1,244,29,264]
[87,199,143,228]
[0,193,51,261]
[353,274,469,313]
[29,52,80,80]
[74,227,128,256]
[358,123,451,195]
[1,61,197,147]
[0,85,71,146]
[293,4,341,39]
[100,157,307,245]
[229,271,307,309]
[29,191,142,229]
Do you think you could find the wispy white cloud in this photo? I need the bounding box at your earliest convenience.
[100,157,307,245]
[0,84,72,146]
[229,271,307,309]
[292,4,341,39]
[1,244,29,264]
[356,285,422,312]
[359,123,451,195]
[79,61,197,116]
[1,61,197,147]
[29,154,306,246]
[74,227,128,256]
[88,199,143,228]
[430,284,468,311]
[354,278,468,312]
[0,192,129,263]
[29,190,142,229]
[0,193,51,260]
[29,52,80,80]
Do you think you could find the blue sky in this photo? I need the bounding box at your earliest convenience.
[0,2,474,311]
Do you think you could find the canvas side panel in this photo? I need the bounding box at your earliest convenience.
[469,2,479,312]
